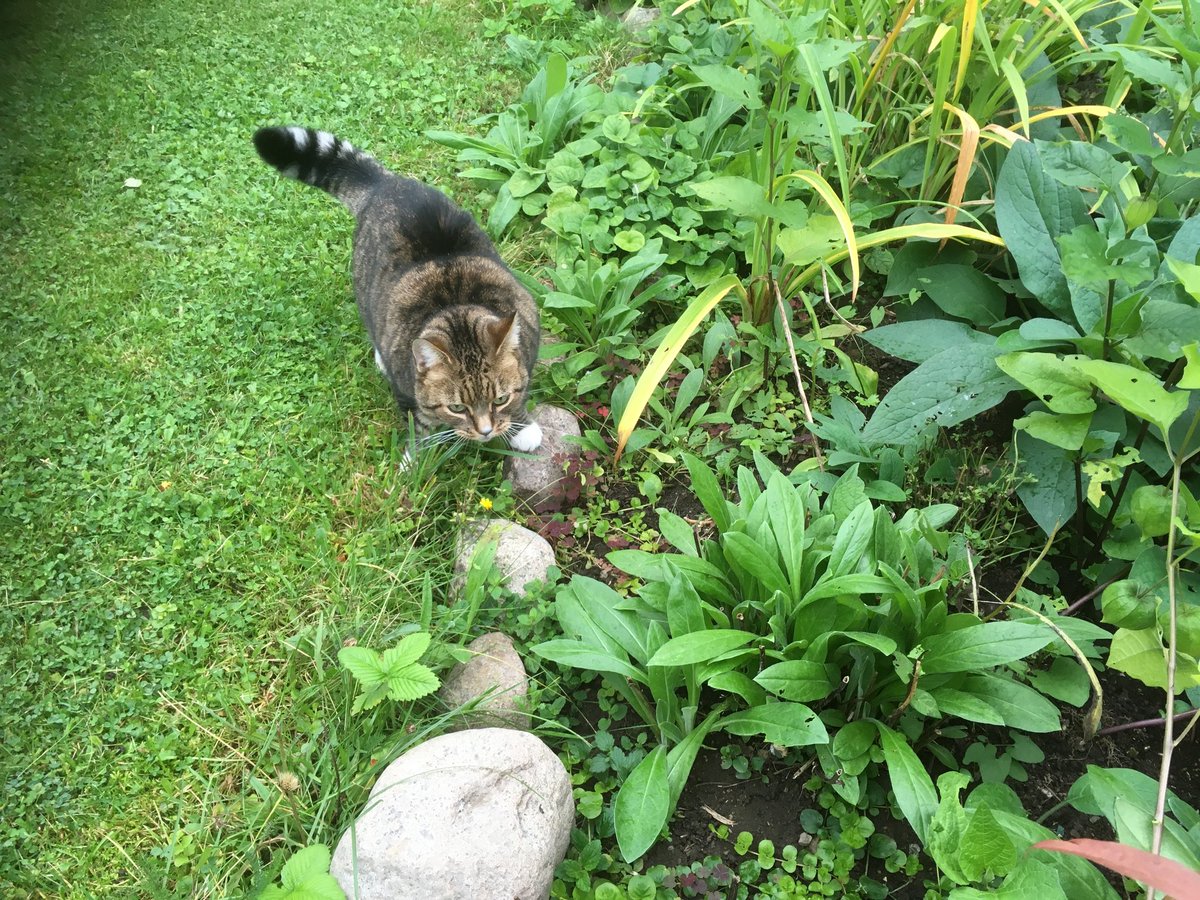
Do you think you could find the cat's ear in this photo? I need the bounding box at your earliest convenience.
[485,314,520,356]
[412,337,450,373]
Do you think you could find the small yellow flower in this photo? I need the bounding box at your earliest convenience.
[479,497,493,511]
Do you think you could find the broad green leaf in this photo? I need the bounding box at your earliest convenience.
[614,746,670,862]
[683,453,731,534]
[1108,626,1200,691]
[657,509,698,557]
[1027,657,1092,707]
[272,844,344,900]
[602,113,631,143]
[543,52,567,101]
[961,673,1061,732]
[931,686,1005,726]
[863,320,995,364]
[765,472,806,599]
[1127,299,1200,361]
[718,702,828,747]
[1101,580,1158,630]
[995,352,1096,414]
[800,574,894,606]
[723,531,789,596]
[878,724,938,844]
[992,810,1118,899]
[381,632,431,672]
[828,501,875,577]
[569,576,651,663]
[664,563,706,638]
[777,216,845,267]
[832,720,877,760]
[386,664,440,701]
[280,844,332,890]
[689,64,763,109]
[960,806,1018,882]
[928,770,970,885]
[921,622,1054,673]
[1015,431,1076,535]
[530,640,648,684]
[647,630,757,667]
[706,671,768,707]
[505,169,545,198]
[614,230,645,252]
[916,264,1007,326]
[994,141,1092,322]
[1013,410,1093,451]
[862,343,1017,445]
[607,550,729,599]
[689,175,806,228]
[1073,358,1189,435]
[338,647,387,688]
[754,660,834,702]
[666,706,725,806]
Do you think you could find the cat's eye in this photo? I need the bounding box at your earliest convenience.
[493,394,510,407]
[447,403,467,414]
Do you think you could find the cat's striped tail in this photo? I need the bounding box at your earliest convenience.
[253,125,381,216]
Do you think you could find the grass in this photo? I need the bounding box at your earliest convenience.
[0,0,540,895]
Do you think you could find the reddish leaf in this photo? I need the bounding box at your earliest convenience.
[1033,838,1200,898]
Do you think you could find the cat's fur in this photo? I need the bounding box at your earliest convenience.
[253,125,542,451]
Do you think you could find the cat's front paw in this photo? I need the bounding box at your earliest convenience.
[509,421,543,452]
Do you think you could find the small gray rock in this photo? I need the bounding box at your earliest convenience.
[622,5,661,33]
[504,405,581,512]
[331,728,574,900]
[438,632,530,730]
[456,518,556,594]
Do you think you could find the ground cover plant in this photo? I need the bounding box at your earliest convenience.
[4,0,1200,898]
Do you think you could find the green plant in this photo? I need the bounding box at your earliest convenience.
[533,451,1083,861]
[259,844,345,900]
[1065,766,1200,885]
[537,237,682,393]
[337,631,441,714]
[892,770,1120,899]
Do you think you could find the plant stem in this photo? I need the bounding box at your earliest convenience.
[1101,279,1115,362]
[1063,572,1126,617]
[1149,454,1184,877]
[773,281,823,468]
[1097,707,1200,738]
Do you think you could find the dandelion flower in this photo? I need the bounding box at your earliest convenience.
[479,497,493,511]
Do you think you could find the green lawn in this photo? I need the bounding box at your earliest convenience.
[0,1,526,894]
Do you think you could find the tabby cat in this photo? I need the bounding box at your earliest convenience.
[253,125,543,452]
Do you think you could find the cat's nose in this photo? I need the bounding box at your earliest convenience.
[476,417,494,437]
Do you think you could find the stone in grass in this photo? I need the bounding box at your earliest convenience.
[622,5,661,34]
[504,405,581,512]
[438,632,530,730]
[330,728,573,900]
[455,518,556,595]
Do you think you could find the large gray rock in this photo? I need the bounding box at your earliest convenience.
[456,518,556,594]
[331,728,574,900]
[438,632,530,730]
[504,405,582,512]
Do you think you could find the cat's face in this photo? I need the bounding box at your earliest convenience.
[411,313,529,441]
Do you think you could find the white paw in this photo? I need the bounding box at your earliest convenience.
[510,421,543,452]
